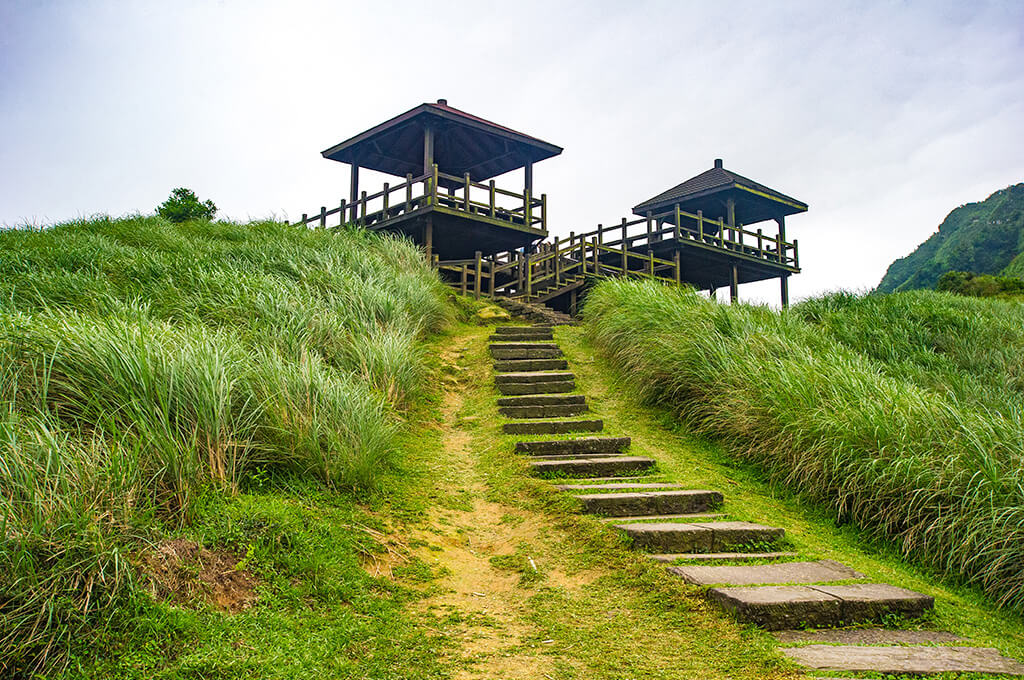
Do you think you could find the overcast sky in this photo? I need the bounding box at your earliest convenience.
[2,0,1022,302]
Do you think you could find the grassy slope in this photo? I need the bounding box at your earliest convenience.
[583,279,1024,615]
[876,183,1024,293]
[0,216,451,677]
[555,324,1024,675]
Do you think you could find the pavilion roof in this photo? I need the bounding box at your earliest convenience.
[321,100,562,180]
[633,159,807,225]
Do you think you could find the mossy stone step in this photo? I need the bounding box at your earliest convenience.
[774,628,963,645]
[490,346,563,360]
[494,358,569,372]
[502,419,603,435]
[530,456,655,477]
[575,489,722,517]
[495,371,574,384]
[556,482,682,491]
[498,380,575,395]
[498,394,586,407]
[488,332,554,341]
[668,560,865,586]
[708,583,933,630]
[494,326,552,335]
[515,436,630,455]
[500,403,589,418]
[782,645,1024,675]
[615,520,784,553]
[648,551,799,563]
[601,513,725,523]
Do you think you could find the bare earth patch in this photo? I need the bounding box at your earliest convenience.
[138,538,257,613]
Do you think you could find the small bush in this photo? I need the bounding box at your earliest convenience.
[156,187,217,223]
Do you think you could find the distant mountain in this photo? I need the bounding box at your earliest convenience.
[876,183,1024,293]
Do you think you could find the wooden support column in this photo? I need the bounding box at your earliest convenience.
[776,215,787,265]
[674,251,681,285]
[524,161,533,195]
[730,264,739,303]
[473,251,482,300]
[423,125,434,175]
[349,164,360,222]
[726,198,736,245]
[424,218,433,259]
[781,273,790,309]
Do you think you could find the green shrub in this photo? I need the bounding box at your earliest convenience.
[936,270,1024,298]
[156,187,217,222]
[584,279,1024,611]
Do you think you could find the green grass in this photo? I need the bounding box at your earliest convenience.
[0,215,452,676]
[581,278,1024,617]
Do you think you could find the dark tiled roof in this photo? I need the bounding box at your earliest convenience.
[633,161,807,216]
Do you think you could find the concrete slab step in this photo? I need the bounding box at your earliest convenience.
[497,380,575,395]
[576,490,724,518]
[555,482,683,491]
[516,436,630,455]
[494,326,553,336]
[668,559,865,586]
[498,394,586,407]
[773,628,963,645]
[495,371,575,384]
[601,513,725,523]
[648,551,798,563]
[494,358,569,372]
[708,583,933,630]
[499,403,589,418]
[530,456,655,477]
[533,453,626,461]
[488,332,554,342]
[502,419,603,435]
[616,520,784,553]
[783,644,1024,675]
[490,345,564,360]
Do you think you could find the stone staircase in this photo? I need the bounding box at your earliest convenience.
[490,323,1024,677]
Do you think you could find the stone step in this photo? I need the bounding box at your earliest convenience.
[533,453,626,460]
[494,358,569,372]
[490,346,564,360]
[489,342,560,351]
[494,326,553,336]
[488,332,554,342]
[773,628,963,645]
[601,513,725,523]
[498,394,586,407]
[497,380,575,395]
[575,489,723,518]
[515,436,630,455]
[502,419,603,435]
[708,583,933,630]
[616,520,784,553]
[530,456,655,477]
[648,551,799,563]
[556,482,683,491]
[495,371,575,384]
[668,560,865,586]
[565,475,663,483]
[782,645,1024,675]
[499,403,589,419]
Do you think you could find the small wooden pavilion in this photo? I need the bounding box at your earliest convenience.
[631,159,807,306]
[317,99,562,259]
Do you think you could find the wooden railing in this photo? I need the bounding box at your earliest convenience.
[295,164,546,232]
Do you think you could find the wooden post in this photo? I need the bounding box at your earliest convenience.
[489,180,496,217]
[301,212,307,226]
[674,204,681,240]
[381,182,389,221]
[730,264,739,303]
[349,164,360,222]
[793,239,800,269]
[781,274,790,309]
[524,189,532,227]
[621,223,628,275]
[648,249,655,277]
[473,251,482,300]
[423,125,434,175]
[776,216,787,263]
[646,214,652,241]
[697,210,704,242]
[405,174,413,212]
[553,236,561,286]
[597,224,603,245]
[719,217,725,247]
[464,173,471,212]
[431,164,439,206]
[524,161,533,195]
[726,198,736,243]
[488,256,496,298]
[757,228,764,259]
[319,206,327,228]
[673,251,681,285]
[424,218,433,259]
[359,191,367,225]
[592,236,599,276]
[525,253,533,298]
[541,194,547,231]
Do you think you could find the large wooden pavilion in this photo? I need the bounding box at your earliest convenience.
[317,99,562,259]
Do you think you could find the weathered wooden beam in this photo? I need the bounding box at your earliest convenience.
[781,274,790,309]
[423,125,434,175]
[474,251,482,300]
[349,165,360,222]
[674,251,681,285]
[730,265,739,303]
